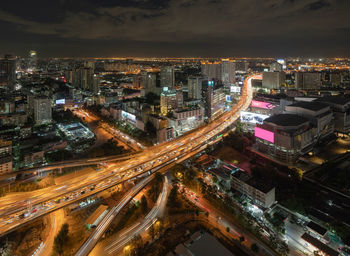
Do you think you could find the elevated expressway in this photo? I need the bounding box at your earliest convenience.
[0,74,258,237]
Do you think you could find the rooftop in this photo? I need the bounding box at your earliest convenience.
[264,114,309,127]
[306,221,327,236]
[288,101,329,111]
[315,95,350,106]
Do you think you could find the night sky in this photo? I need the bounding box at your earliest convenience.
[0,0,349,58]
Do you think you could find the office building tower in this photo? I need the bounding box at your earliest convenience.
[234,60,249,72]
[34,96,52,125]
[295,72,321,90]
[140,72,159,96]
[188,76,204,100]
[201,62,221,81]
[28,50,37,71]
[65,67,99,93]
[160,66,175,89]
[221,60,235,85]
[160,89,183,115]
[262,71,286,89]
[203,85,225,120]
[0,54,16,89]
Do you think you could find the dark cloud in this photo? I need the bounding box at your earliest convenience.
[0,0,349,57]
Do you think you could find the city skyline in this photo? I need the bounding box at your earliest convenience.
[0,0,350,58]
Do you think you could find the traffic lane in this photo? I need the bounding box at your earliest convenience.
[95,176,169,256]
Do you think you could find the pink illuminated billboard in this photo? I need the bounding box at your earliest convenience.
[255,127,274,143]
[251,100,275,109]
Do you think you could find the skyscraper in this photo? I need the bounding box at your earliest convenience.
[0,55,16,90]
[34,96,52,125]
[160,66,175,89]
[221,59,235,85]
[295,72,322,90]
[28,50,37,71]
[66,67,99,93]
[262,71,286,89]
[141,72,159,96]
[201,62,221,81]
[188,76,204,100]
[160,89,183,115]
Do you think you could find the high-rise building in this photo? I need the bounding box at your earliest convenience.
[188,76,205,100]
[295,72,321,90]
[234,60,249,72]
[160,66,175,89]
[28,50,37,71]
[141,72,159,96]
[0,54,16,89]
[221,60,235,85]
[34,96,52,125]
[203,84,225,120]
[160,89,183,115]
[65,67,99,93]
[201,62,221,81]
[262,71,286,89]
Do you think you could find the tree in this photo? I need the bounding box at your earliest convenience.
[251,243,259,253]
[149,224,156,240]
[167,186,179,208]
[53,223,69,256]
[141,195,148,214]
[145,121,157,136]
[155,172,163,185]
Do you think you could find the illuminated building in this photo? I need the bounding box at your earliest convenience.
[188,76,205,100]
[0,54,16,90]
[0,156,12,175]
[34,96,52,125]
[141,72,159,96]
[201,62,221,81]
[295,72,321,90]
[65,67,99,93]
[234,60,249,72]
[168,107,204,136]
[284,101,334,139]
[231,170,275,208]
[160,89,183,115]
[221,59,235,85]
[254,114,316,162]
[28,50,37,71]
[315,96,350,133]
[160,66,175,89]
[203,83,225,120]
[262,71,285,89]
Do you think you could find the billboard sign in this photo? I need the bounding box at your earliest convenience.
[56,99,65,105]
[251,100,275,109]
[240,111,269,124]
[122,110,136,123]
[255,127,274,143]
[230,86,241,93]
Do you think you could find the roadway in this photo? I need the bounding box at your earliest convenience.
[89,175,170,256]
[182,186,277,256]
[75,174,160,256]
[0,74,256,237]
[73,109,145,151]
